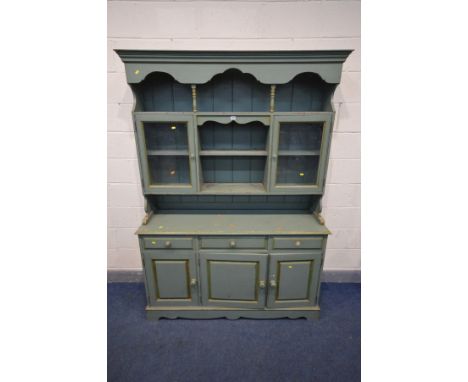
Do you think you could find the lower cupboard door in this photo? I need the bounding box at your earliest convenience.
[199,252,268,309]
[267,252,322,308]
[143,251,199,306]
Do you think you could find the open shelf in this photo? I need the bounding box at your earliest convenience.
[200,150,267,157]
[278,150,320,156]
[200,183,266,194]
[200,156,266,183]
[198,120,269,191]
[147,150,189,156]
[199,121,268,151]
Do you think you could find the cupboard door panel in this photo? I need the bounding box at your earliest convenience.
[200,252,268,309]
[135,114,197,194]
[270,114,332,194]
[143,251,199,306]
[267,252,322,308]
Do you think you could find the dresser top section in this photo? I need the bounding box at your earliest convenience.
[136,213,330,236]
[115,49,352,84]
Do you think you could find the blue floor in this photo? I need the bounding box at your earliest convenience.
[108,283,360,382]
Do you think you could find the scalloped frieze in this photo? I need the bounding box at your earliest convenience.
[116,50,353,85]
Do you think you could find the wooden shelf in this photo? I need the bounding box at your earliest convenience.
[200,183,266,194]
[147,150,189,156]
[278,150,320,156]
[137,213,330,235]
[199,150,267,157]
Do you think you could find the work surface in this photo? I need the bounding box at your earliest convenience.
[108,282,360,382]
[136,213,330,235]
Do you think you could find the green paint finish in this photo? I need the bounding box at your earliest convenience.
[277,261,312,300]
[143,237,193,250]
[200,237,267,249]
[272,237,323,250]
[134,113,198,194]
[154,260,190,299]
[209,261,258,300]
[270,114,333,194]
[200,252,268,309]
[136,213,330,235]
[267,252,322,309]
[146,307,320,320]
[143,251,199,307]
[115,50,353,319]
[115,50,352,85]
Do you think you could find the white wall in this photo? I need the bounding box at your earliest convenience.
[107,0,361,272]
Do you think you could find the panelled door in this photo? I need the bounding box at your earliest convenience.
[267,252,322,308]
[143,251,199,306]
[199,252,268,309]
[270,114,332,194]
[135,113,197,194]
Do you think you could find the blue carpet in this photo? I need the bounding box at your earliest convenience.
[108,283,360,382]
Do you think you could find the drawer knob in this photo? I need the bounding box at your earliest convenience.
[190,278,197,287]
[165,241,172,248]
[259,280,266,289]
[269,280,277,288]
[295,241,301,247]
[229,240,236,248]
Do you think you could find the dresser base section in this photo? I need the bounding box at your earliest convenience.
[145,306,320,320]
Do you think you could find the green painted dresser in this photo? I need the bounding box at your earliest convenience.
[115,50,352,320]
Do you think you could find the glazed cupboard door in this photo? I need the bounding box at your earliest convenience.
[143,251,199,306]
[135,113,197,193]
[267,252,322,308]
[270,114,332,194]
[199,252,268,308]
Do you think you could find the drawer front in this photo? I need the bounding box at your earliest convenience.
[200,237,267,250]
[272,237,323,250]
[143,237,193,250]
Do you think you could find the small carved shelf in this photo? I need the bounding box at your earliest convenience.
[116,50,352,320]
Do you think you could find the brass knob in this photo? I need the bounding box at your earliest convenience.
[295,240,301,247]
[190,278,197,287]
[229,240,236,248]
[165,241,172,248]
[269,280,277,288]
[259,280,266,289]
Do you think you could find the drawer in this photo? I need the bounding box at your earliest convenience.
[143,237,193,250]
[200,237,267,250]
[272,237,323,250]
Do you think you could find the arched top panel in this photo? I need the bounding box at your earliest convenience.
[116,50,353,85]
[275,72,336,112]
[197,69,270,112]
[133,71,192,112]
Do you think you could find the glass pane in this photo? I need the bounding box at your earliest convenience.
[278,122,323,151]
[144,122,188,150]
[148,156,190,185]
[199,122,267,150]
[201,156,266,183]
[276,156,319,185]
